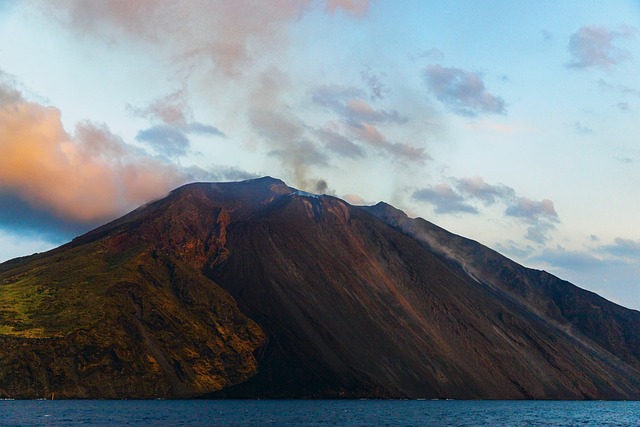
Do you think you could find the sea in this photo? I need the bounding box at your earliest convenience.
[1,399,639,426]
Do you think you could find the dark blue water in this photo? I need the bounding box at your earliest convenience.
[1,400,639,426]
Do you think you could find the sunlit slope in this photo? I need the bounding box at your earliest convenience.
[0,185,265,398]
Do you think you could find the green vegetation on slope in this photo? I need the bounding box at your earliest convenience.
[0,241,142,338]
[0,200,265,398]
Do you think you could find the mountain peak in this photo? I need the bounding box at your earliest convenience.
[360,201,408,226]
[243,175,287,187]
[172,176,289,194]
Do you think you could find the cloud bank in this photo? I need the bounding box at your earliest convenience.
[0,76,234,235]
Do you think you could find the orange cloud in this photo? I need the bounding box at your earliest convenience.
[0,97,188,223]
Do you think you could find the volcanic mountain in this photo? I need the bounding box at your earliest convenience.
[1,177,639,399]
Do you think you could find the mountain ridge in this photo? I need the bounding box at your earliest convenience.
[1,177,639,399]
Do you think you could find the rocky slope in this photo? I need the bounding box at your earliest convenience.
[1,177,639,399]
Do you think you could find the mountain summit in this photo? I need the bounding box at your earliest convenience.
[1,177,639,399]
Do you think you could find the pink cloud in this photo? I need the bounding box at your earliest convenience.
[325,0,373,17]
[129,89,193,126]
[39,1,374,76]
[352,122,387,147]
[349,122,428,162]
[44,0,314,76]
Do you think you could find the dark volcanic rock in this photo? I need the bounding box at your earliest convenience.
[1,177,640,399]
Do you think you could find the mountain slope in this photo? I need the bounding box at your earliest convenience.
[363,202,640,372]
[1,177,639,399]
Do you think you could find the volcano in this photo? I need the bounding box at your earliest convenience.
[1,177,639,399]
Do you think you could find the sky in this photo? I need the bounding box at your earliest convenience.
[0,0,639,309]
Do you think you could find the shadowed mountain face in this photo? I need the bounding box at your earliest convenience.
[1,177,639,399]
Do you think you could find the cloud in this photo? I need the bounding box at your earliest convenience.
[413,176,559,243]
[0,191,92,241]
[505,197,559,244]
[41,0,315,77]
[424,65,506,116]
[312,85,425,162]
[0,82,208,227]
[187,122,226,136]
[360,67,389,100]
[534,237,640,272]
[184,164,259,183]
[131,90,226,156]
[135,123,225,158]
[533,246,609,271]
[129,90,227,134]
[311,85,400,125]
[312,85,406,125]
[599,238,640,260]
[494,240,536,260]
[453,176,515,205]
[522,222,557,244]
[415,176,517,210]
[249,108,329,187]
[250,109,306,143]
[316,127,364,158]
[344,98,407,124]
[128,89,193,126]
[566,25,635,70]
[505,197,558,220]
[412,183,478,214]
[246,68,338,190]
[0,71,23,105]
[41,1,373,78]
[528,238,640,284]
[313,86,368,116]
[136,125,191,157]
[27,1,426,198]
[324,0,373,17]
[349,122,428,161]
